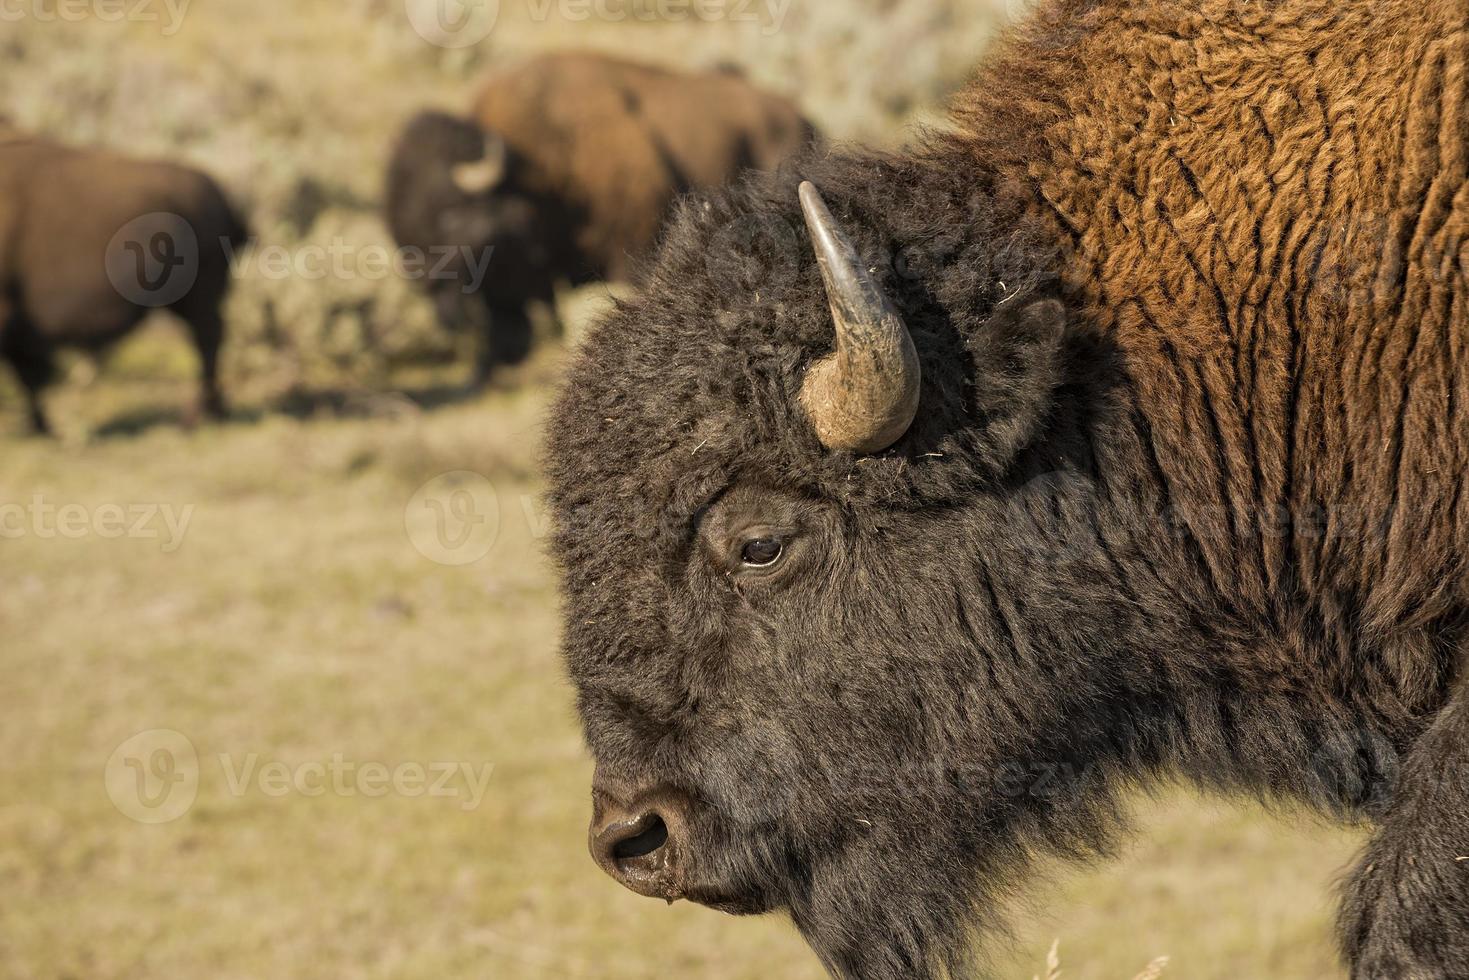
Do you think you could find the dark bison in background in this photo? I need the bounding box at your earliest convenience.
[0,126,246,434]
[386,51,816,381]
[545,0,1469,977]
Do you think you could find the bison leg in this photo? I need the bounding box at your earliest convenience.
[1339,688,1469,979]
[433,287,477,336]
[20,370,52,435]
[487,303,532,372]
[180,303,227,422]
[0,308,55,436]
[471,302,533,387]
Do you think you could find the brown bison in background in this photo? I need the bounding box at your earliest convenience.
[0,127,246,433]
[386,51,816,381]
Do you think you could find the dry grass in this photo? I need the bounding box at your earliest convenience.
[1032,939,1169,980]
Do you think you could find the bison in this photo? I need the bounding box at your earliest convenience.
[0,128,246,434]
[385,51,815,382]
[544,0,1469,977]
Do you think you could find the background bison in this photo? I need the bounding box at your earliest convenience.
[546,0,1469,977]
[386,51,816,381]
[0,129,246,433]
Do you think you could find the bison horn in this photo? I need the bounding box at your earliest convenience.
[451,133,508,195]
[797,181,920,454]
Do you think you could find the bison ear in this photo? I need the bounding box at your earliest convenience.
[966,296,1067,463]
[451,133,508,195]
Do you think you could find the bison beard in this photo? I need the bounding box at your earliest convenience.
[545,0,1469,977]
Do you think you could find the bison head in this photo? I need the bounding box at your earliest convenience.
[433,126,553,284]
[546,159,1139,977]
[386,112,550,307]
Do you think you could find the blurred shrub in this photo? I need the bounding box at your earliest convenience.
[684,0,1005,141]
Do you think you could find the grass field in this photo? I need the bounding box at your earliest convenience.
[0,0,1369,977]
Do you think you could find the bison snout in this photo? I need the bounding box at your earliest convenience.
[589,788,690,902]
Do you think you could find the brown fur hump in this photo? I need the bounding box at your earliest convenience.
[950,0,1469,641]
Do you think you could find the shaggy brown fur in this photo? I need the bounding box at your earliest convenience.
[545,1,1468,977]
[956,0,1469,648]
[0,130,246,433]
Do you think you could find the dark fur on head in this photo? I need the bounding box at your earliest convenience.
[548,153,1082,975]
[547,0,1469,976]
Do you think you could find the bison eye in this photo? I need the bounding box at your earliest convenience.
[739,537,783,567]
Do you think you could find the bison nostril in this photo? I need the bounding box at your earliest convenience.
[590,789,689,900]
[611,814,668,862]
